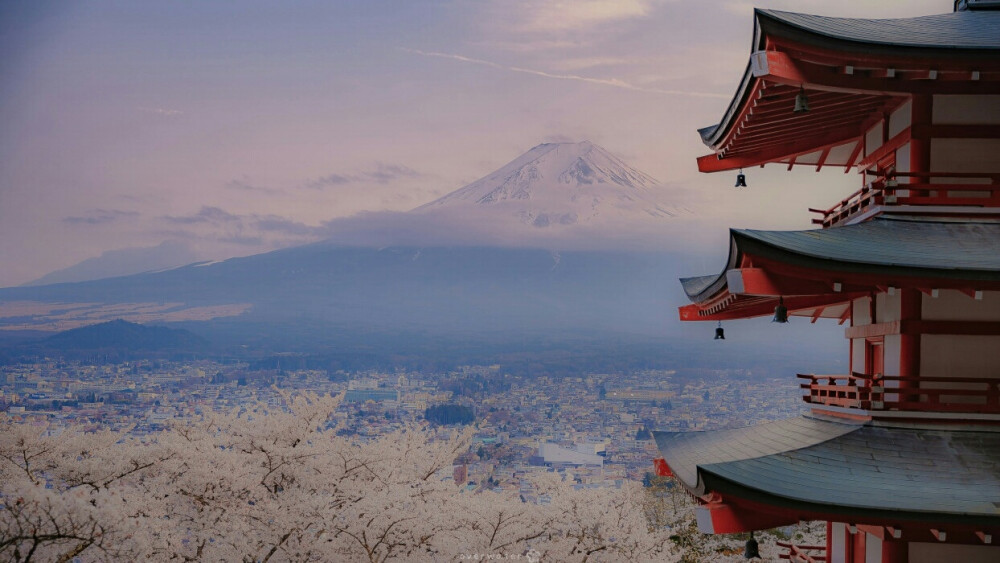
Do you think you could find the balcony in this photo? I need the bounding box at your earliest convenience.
[798,373,1000,415]
[777,541,826,563]
[809,171,1000,228]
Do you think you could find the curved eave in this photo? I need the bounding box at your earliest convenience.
[737,218,1000,281]
[698,60,755,147]
[756,8,1000,57]
[679,218,1000,322]
[701,470,1000,528]
[655,418,1000,527]
[681,233,740,302]
[698,9,1000,172]
[736,232,1000,283]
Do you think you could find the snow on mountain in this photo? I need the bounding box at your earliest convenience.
[413,141,679,227]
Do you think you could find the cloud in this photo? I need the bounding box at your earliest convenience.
[510,0,657,33]
[306,173,354,190]
[305,162,423,190]
[474,39,583,53]
[541,134,577,144]
[366,163,421,183]
[138,107,183,116]
[163,206,241,225]
[225,179,282,195]
[254,215,324,237]
[62,209,140,225]
[549,56,637,72]
[312,207,698,254]
[155,206,330,249]
[402,49,727,99]
[218,235,263,246]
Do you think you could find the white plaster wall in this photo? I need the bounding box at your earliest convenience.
[830,522,846,563]
[922,290,1000,321]
[933,94,1000,125]
[795,149,823,165]
[883,334,901,377]
[865,122,883,156]
[853,296,872,325]
[931,138,1000,179]
[865,533,882,563]
[895,142,911,179]
[922,335,1000,378]
[875,292,901,323]
[889,99,912,137]
[850,297,871,374]
[851,340,865,374]
[909,542,1000,563]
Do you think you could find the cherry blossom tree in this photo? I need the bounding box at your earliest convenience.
[1,392,680,562]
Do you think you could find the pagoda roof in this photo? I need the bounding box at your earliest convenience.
[680,217,1000,321]
[698,8,1000,172]
[734,217,1000,273]
[654,416,1000,525]
[755,9,1000,60]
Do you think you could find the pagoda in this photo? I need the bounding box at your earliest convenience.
[654,2,1000,562]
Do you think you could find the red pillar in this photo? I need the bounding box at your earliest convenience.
[882,537,909,563]
[899,289,921,399]
[826,521,834,563]
[851,529,866,563]
[909,95,932,178]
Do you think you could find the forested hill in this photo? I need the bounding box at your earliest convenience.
[36,319,209,359]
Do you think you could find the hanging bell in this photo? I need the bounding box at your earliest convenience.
[714,322,725,340]
[735,169,747,188]
[794,86,810,113]
[773,296,789,323]
[744,531,761,559]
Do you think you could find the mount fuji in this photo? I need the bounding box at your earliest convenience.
[413,141,680,228]
[20,142,685,289]
[0,141,714,360]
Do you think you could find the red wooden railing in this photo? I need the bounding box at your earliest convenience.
[798,373,1000,414]
[809,171,1000,228]
[777,541,827,563]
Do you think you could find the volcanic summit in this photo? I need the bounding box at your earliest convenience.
[414,141,678,227]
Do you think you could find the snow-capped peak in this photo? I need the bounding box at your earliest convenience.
[413,141,677,227]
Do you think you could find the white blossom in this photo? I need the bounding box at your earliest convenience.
[1,392,681,562]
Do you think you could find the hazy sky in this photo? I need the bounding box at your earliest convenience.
[0,0,949,286]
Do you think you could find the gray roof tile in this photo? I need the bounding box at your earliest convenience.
[656,417,1000,518]
[682,217,1000,303]
[737,217,1000,273]
[759,9,1000,50]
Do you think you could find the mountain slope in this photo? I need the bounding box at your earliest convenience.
[45,319,208,351]
[414,141,679,227]
[1,142,697,346]
[0,245,688,339]
[24,240,200,287]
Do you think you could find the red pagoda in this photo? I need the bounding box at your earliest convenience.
[655,2,1000,562]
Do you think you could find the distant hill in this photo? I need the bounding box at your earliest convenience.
[41,319,209,357]
[23,240,200,286]
[0,243,847,374]
[0,246,689,338]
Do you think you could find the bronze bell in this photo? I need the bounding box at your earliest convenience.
[735,169,747,188]
[773,297,789,323]
[744,531,761,559]
[714,322,725,340]
[794,86,810,113]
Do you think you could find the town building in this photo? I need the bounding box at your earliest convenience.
[655,2,1000,562]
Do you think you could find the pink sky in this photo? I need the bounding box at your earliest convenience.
[0,1,950,286]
